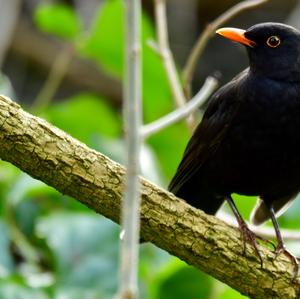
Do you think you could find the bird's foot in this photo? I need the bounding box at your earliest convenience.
[225,196,268,267]
[273,243,299,280]
[238,221,263,267]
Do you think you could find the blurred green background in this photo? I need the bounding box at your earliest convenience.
[0,0,300,298]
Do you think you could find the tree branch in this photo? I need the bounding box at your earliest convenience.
[0,95,299,298]
[153,0,195,130]
[33,44,74,111]
[141,76,218,139]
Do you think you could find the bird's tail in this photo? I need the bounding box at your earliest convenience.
[250,194,297,225]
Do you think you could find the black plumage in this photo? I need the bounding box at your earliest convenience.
[169,22,300,276]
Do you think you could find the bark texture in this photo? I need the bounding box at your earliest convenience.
[0,95,299,298]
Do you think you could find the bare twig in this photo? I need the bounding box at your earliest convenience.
[183,0,270,98]
[5,196,40,265]
[33,45,74,111]
[141,76,218,138]
[10,17,122,105]
[118,0,142,298]
[153,0,195,130]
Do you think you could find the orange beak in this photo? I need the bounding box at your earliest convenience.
[216,27,256,48]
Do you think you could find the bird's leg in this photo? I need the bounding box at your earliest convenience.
[225,196,263,267]
[267,204,299,279]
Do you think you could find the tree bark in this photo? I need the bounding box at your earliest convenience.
[0,95,299,298]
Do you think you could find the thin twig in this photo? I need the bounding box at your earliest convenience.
[183,0,270,98]
[118,0,142,298]
[218,211,300,241]
[154,0,195,130]
[141,76,218,138]
[5,197,40,265]
[32,44,74,111]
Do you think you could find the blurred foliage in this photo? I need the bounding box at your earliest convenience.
[34,3,81,40]
[0,0,298,298]
[46,93,122,142]
[79,0,189,179]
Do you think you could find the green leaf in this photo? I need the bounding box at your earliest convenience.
[82,0,124,76]
[34,3,81,40]
[55,288,106,299]
[36,212,119,295]
[45,93,121,145]
[231,194,257,220]
[155,263,213,299]
[7,173,57,207]
[219,286,248,299]
[0,221,14,276]
[0,280,49,299]
[148,124,189,180]
[5,173,59,235]
[277,193,300,229]
[139,246,176,298]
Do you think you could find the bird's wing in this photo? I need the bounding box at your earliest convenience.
[169,72,246,194]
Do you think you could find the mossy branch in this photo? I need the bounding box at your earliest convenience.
[0,95,299,298]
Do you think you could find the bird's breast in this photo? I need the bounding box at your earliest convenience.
[214,78,300,195]
[232,78,300,151]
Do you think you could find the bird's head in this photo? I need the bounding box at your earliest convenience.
[217,22,300,82]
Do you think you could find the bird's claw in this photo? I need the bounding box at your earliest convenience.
[238,221,263,268]
[273,244,299,280]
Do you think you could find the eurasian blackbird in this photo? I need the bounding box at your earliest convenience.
[169,22,300,276]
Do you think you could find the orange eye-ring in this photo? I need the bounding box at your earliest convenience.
[266,36,281,48]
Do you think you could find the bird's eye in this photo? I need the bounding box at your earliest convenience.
[266,36,281,48]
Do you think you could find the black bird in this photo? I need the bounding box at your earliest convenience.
[169,22,300,276]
